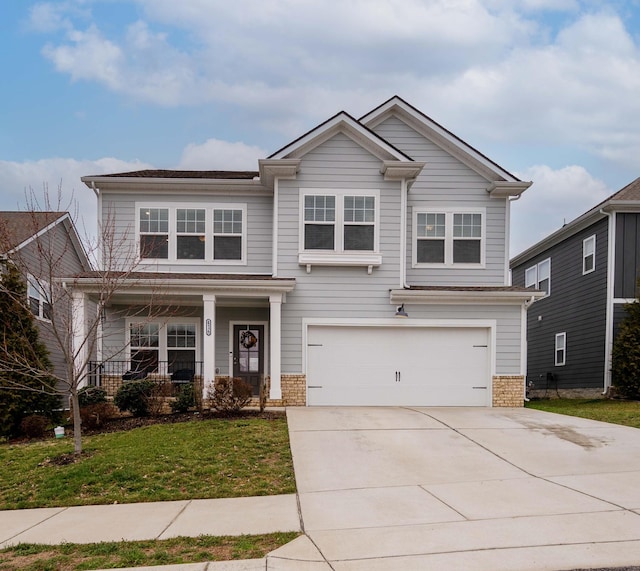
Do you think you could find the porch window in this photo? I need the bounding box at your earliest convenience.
[129,323,160,374]
[176,208,205,260]
[213,209,243,260]
[139,208,169,259]
[167,323,196,374]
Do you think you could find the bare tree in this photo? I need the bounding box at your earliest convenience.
[0,184,169,454]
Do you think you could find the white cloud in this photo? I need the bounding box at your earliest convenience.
[0,157,153,241]
[178,139,266,170]
[510,164,611,256]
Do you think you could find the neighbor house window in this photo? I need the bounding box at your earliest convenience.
[555,332,566,366]
[525,258,551,295]
[176,208,205,260]
[414,209,484,266]
[27,274,51,321]
[139,208,169,259]
[302,191,378,253]
[213,209,243,260]
[583,235,596,274]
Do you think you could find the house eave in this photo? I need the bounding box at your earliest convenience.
[381,161,426,182]
[81,176,270,195]
[487,181,532,198]
[390,288,543,306]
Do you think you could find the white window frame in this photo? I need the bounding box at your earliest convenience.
[525,258,551,296]
[298,189,381,269]
[412,207,486,268]
[555,332,566,366]
[136,203,247,265]
[583,235,596,275]
[27,273,52,322]
[126,317,200,371]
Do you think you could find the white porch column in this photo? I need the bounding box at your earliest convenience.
[269,294,282,400]
[202,294,216,399]
[71,290,88,387]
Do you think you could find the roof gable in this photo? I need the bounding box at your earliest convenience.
[361,96,524,185]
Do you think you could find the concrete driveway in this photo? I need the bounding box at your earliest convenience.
[270,406,640,570]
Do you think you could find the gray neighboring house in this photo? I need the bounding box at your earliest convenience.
[74,96,541,407]
[0,211,92,399]
[510,177,640,396]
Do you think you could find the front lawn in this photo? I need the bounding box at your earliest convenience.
[526,398,640,428]
[0,414,295,510]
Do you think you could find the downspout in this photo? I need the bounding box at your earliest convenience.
[522,294,537,402]
[400,178,409,289]
[272,178,279,277]
[601,208,615,394]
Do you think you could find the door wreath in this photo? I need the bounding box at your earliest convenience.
[240,330,258,349]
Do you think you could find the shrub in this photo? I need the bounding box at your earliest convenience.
[171,383,195,413]
[208,378,252,413]
[612,297,640,399]
[77,386,107,407]
[114,379,156,417]
[20,414,49,439]
[80,402,117,429]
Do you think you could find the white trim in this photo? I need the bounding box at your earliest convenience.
[614,298,638,304]
[135,202,248,265]
[521,302,528,377]
[412,207,486,269]
[525,257,551,296]
[272,178,279,277]
[72,290,87,386]
[400,178,408,288]
[604,212,616,391]
[505,198,511,284]
[582,234,596,275]
[269,295,282,399]
[202,295,216,396]
[27,273,52,322]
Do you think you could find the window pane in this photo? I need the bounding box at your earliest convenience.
[525,266,537,288]
[42,302,52,321]
[140,208,168,233]
[214,235,242,260]
[167,324,196,348]
[131,350,158,375]
[168,350,196,374]
[584,254,594,273]
[453,239,481,263]
[417,213,445,238]
[304,224,334,250]
[454,213,482,238]
[130,323,159,348]
[304,196,335,222]
[213,209,242,234]
[344,225,374,250]
[177,235,205,259]
[538,277,550,295]
[140,234,168,259]
[177,209,205,233]
[29,296,40,316]
[538,259,550,281]
[344,195,375,223]
[417,239,445,263]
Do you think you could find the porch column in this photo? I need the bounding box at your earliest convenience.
[269,294,282,400]
[203,294,216,399]
[71,290,87,387]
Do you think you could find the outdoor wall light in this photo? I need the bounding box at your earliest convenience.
[395,304,408,318]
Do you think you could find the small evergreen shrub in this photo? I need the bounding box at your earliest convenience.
[171,383,195,413]
[208,378,252,413]
[20,414,49,439]
[612,297,640,399]
[78,386,107,407]
[114,379,156,417]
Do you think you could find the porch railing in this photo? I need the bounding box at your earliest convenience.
[88,361,204,387]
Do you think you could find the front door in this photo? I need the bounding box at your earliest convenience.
[233,324,264,396]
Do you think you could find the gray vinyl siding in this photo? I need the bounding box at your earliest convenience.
[371,115,507,286]
[512,218,608,389]
[101,192,273,274]
[614,212,640,298]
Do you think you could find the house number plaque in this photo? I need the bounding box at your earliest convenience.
[206,319,211,336]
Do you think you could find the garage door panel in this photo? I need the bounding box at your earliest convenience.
[307,325,490,406]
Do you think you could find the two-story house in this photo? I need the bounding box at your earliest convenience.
[73,96,540,407]
[0,211,92,401]
[510,177,640,396]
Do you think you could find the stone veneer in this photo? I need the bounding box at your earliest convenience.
[492,375,525,407]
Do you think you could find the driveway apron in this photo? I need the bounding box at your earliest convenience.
[282,406,640,570]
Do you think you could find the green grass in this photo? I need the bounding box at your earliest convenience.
[0,416,295,510]
[526,398,640,428]
[0,533,300,570]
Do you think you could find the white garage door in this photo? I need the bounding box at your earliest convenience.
[306,325,490,406]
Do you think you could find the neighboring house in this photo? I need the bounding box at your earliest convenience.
[74,96,541,407]
[510,177,640,396]
[0,211,92,397]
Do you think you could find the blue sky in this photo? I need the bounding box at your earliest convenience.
[1,0,640,255]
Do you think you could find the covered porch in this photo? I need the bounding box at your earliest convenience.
[71,272,296,403]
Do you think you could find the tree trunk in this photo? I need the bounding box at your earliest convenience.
[70,389,83,454]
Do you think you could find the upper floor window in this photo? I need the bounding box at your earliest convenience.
[27,274,52,321]
[555,332,566,366]
[525,258,551,295]
[413,209,484,267]
[583,235,596,275]
[138,204,246,264]
[302,191,378,253]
